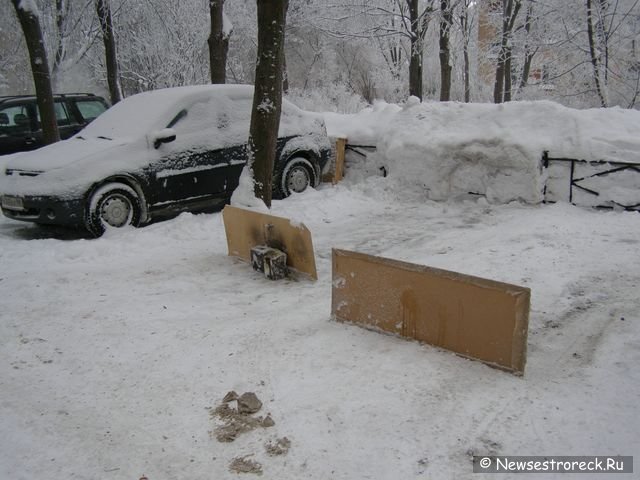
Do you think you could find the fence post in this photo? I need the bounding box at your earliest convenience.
[333,137,347,184]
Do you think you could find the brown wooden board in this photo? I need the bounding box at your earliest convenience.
[222,205,318,280]
[333,137,347,184]
[331,249,530,374]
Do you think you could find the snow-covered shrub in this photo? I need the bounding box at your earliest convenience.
[285,84,369,114]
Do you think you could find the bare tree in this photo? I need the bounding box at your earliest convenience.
[316,0,434,100]
[439,0,453,100]
[516,0,537,95]
[459,0,476,102]
[586,0,608,106]
[335,42,377,103]
[407,0,422,98]
[96,0,122,104]
[248,0,289,207]
[11,0,59,145]
[52,0,68,83]
[209,0,231,84]
[493,0,522,103]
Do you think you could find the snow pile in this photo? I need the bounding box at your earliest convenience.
[230,165,270,212]
[280,100,330,140]
[326,99,640,204]
[324,101,402,144]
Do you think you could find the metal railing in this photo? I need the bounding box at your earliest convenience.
[543,151,640,211]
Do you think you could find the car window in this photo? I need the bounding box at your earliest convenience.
[164,99,224,153]
[75,100,107,123]
[54,102,73,126]
[218,97,251,146]
[34,101,75,128]
[171,101,216,135]
[167,109,187,129]
[0,104,32,136]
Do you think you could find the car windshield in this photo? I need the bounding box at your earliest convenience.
[79,90,181,140]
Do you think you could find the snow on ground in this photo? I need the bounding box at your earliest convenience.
[1,170,639,479]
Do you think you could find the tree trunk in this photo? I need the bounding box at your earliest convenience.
[461,3,471,103]
[587,0,607,107]
[493,0,521,103]
[504,46,512,101]
[208,0,230,84]
[96,0,122,104]
[519,50,535,91]
[283,51,289,94]
[408,0,423,100]
[493,55,505,103]
[52,0,66,85]
[248,0,288,208]
[493,0,508,103]
[11,0,59,145]
[518,1,535,93]
[463,42,470,103]
[439,0,452,101]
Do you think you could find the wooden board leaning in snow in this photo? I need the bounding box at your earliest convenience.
[331,249,530,375]
[222,205,317,280]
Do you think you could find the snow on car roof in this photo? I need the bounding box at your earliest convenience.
[80,84,256,140]
[80,84,321,141]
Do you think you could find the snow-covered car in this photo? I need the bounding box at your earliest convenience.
[0,85,331,235]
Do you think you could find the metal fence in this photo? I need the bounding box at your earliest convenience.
[543,151,640,211]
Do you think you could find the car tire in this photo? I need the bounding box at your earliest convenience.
[87,182,142,237]
[275,156,316,199]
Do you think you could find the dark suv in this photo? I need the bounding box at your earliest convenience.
[0,93,109,155]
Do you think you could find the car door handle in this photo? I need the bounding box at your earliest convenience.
[24,137,36,145]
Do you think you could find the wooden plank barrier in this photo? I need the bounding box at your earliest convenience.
[222,205,318,280]
[331,249,530,375]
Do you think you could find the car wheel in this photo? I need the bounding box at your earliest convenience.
[87,182,141,236]
[276,157,316,198]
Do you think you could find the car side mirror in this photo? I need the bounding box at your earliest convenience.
[151,128,177,149]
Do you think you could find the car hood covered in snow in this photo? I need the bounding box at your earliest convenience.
[0,136,147,199]
[3,136,133,174]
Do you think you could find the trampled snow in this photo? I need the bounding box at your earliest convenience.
[1,98,639,479]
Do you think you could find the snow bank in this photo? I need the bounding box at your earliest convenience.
[324,101,401,145]
[326,99,640,204]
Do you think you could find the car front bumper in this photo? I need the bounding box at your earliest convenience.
[1,194,85,227]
